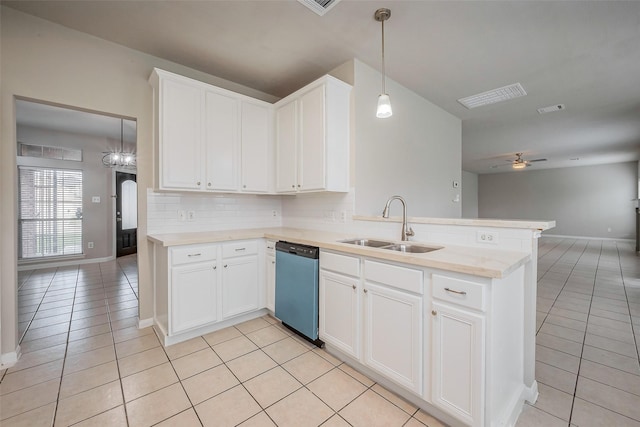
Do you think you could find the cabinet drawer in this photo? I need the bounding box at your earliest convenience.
[320,251,360,277]
[432,274,485,311]
[171,244,217,266]
[364,260,423,294]
[222,240,258,258]
[265,240,276,256]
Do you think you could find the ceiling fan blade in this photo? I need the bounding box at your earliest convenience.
[527,158,547,163]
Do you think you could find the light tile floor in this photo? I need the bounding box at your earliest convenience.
[1,255,442,426]
[3,237,639,426]
[516,238,640,427]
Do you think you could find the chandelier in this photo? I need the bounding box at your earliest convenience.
[102,118,136,168]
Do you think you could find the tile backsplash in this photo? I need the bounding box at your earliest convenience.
[147,189,283,234]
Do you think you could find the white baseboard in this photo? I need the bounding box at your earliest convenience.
[542,234,634,243]
[138,317,154,329]
[18,255,116,271]
[0,345,21,368]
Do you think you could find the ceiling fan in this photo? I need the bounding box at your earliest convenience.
[491,153,547,170]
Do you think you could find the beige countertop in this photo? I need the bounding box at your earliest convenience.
[354,215,556,230]
[148,227,530,279]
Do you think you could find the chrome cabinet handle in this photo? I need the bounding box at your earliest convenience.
[235,248,246,252]
[445,287,467,295]
[188,253,201,257]
[208,182,211,187]
[363,289,368,294]
[197,181,201,186]
[271,261,275,264]
[291,184,295,188]
[352,284,356,290]
[432,310,437,316]
[243,184,247,188]
[213,266,217,270]
[224,264,228,268]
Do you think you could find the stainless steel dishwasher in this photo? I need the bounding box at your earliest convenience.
[274,241,323,347]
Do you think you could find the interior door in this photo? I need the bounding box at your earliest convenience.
[116,171,137,257]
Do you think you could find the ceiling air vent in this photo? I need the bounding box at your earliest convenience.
[537,104,565,114]
[298,0,342,16]
[458,83,527,109]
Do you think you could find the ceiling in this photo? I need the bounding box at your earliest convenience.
[4,0,640,174]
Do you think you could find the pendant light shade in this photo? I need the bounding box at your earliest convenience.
[375,8,392,119]
[376,94,392,118]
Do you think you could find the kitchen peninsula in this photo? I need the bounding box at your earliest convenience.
[148,219,553,427]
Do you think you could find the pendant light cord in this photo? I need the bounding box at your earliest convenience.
[381,18,386,94]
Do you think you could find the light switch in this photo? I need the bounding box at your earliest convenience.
[91,196,100,203]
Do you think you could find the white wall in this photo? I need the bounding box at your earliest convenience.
[462,170,478,218]
[0,6,277,359]
[478,162,638,239]
[352,60,462,218]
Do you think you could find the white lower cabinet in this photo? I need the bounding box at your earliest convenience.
[265,240,276,312]
[319,251,423,395]
[319,270,360,359]
[171,260,218,334]
[431,301,484,427]
[153,239,265,344]
[221,241,259,319]
[364,281,423,395]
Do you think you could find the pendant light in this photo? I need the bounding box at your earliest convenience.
[375,8,392,118]
[102,118,136,168]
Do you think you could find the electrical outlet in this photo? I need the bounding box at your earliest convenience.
[476,231,499,244]
[91,196,100,203]
[187,211,195,221]
[178,210,186,222]
[272,210,278,217]
[88,242,94,249]
[340,211,347,223]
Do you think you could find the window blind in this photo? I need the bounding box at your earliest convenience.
[18,167,83,259]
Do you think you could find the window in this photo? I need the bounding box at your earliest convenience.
[19,167,83,259]
[18,143,83,161]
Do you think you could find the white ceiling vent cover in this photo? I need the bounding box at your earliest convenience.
[537,104,565,114]
[458,83,527,109]
[298,0,342,16]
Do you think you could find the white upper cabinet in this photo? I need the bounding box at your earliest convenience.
[204,90,240,191]
[275,75,352,193]
[150,68,273,194]
[151,69,349,195]
[153,74,204,190]
[275,100,298,192]
[241,101,272,193]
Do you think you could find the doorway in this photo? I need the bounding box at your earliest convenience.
[116,171,137,257]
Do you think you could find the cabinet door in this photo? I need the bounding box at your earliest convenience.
[171,262,217,334]
[266,254,276,312]
[275,100,298,192]
[204,90,240,191]
[364,282,423,394]
[299,85,326,191]
[222,255,259,319]
[319,270,360,359]
[432,302,484,427]
[160,78,204,190]
[241,102,271,193]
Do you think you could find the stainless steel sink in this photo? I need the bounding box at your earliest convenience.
[340,238,441,254]
[381,243,441,253]
[340,238,394,248]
